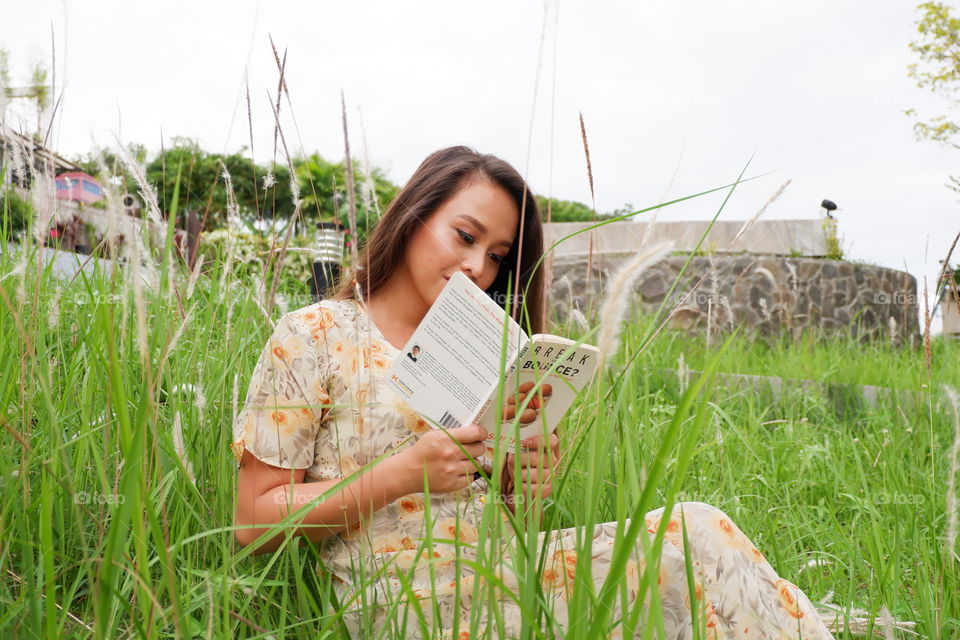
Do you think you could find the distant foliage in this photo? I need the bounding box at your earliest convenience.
[536,196,596,222]
[0,189,31,236]
[198,228,318,293]
[907,1,960,191]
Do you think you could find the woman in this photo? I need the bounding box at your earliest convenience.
[232,146,835,639]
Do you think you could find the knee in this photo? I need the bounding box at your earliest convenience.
[671,501,732,524]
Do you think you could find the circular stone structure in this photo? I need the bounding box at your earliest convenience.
[549,254,919,343]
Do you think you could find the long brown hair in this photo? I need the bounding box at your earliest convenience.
[332,146,545,333]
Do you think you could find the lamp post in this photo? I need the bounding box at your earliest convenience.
[310,221,345,301]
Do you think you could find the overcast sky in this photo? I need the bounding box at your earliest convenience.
[4,0,958,329]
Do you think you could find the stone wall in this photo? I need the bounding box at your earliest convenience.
[549,254,919,343]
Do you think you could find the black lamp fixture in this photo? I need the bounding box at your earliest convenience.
[820,199,838,219]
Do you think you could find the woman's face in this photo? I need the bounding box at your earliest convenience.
[401,176,519,310]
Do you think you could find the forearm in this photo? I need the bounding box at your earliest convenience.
[241,455,412,554]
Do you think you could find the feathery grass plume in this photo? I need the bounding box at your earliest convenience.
[262,83,302,316]
[569,307,589,335]
[114,138,163,225]
[184,254,204,301]
[156,303,195,384]
[218,162,241,302]
[356,105,381,221]
[268,36,289,155]
[126,216,150,365]
[677,351,688,394]
[731,179,791,246]
[945,386,960,560]
[113,138,160,292]
[815,604,916,637]
[46,282,61,330]
[879,606,896,640]
[578,111,597,293]
[597,240,674,370]
[172,411,196,484]
[341,91,359,268]
[27,146,56,249]
[923,277,932,374]
[3,128,31,304]
[94,151,123,247]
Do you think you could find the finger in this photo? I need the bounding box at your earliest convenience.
[450,424,488,444]
[517,450,553,468]
[521,434,554,450]
[520,466,553,484]
[461,441,487,459]
[518,381,535,394]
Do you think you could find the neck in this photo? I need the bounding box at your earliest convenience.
[365,270,431,347]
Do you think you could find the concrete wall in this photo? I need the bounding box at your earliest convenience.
[545,219,829,258]
[550,253,919,343]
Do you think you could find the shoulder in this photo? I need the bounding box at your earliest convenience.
[285,299,353,332]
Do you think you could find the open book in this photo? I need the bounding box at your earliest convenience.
[385,272,599,453]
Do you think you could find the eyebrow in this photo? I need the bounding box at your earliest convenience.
[457,215,513,249]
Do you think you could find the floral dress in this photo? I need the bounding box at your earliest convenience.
[232,299,835,640]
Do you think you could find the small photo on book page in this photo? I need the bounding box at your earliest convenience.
[385,272,528,430]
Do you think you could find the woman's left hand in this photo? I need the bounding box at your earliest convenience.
[502,433,561,505]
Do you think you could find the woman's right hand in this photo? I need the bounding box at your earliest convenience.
[395,424,489,495]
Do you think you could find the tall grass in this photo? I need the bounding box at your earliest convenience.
[2,180,959,638]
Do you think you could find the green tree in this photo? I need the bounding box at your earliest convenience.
[907,1,960,191]
[536,195,603,222]
[296,153,398,246]
[145,138,293,229]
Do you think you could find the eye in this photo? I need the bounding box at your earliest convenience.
[456,229,475,244]
[489,253,505,265]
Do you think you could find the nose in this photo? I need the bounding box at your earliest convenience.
[460,248,486,283]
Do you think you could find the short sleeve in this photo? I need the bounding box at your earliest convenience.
[231,311,332,469]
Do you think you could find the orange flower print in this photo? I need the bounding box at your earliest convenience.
[645,515,658,534]
[745,543,767,564]
[713,513,745,549]
[663,515,686,545]
[434,518,479,543]
[369,340,386,354]
[269,333,308,366]
[371,354,389,371]
[553,549,578,580]
[310,381,332,411]
[259,395,309,436]
[331,339,349,359]
[396,495,426,518]
[338,453,361,477]
[775,579,805,619]
[230,437,246,464]
[371,532,406,553]
[702,599,720,638]
[397,405,430,434]
[300,307,336,330]
[542,559,575,599]
[342,518,364,540]
[541,565,566,592]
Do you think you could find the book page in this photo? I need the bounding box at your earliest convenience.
[385,272,528,430]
